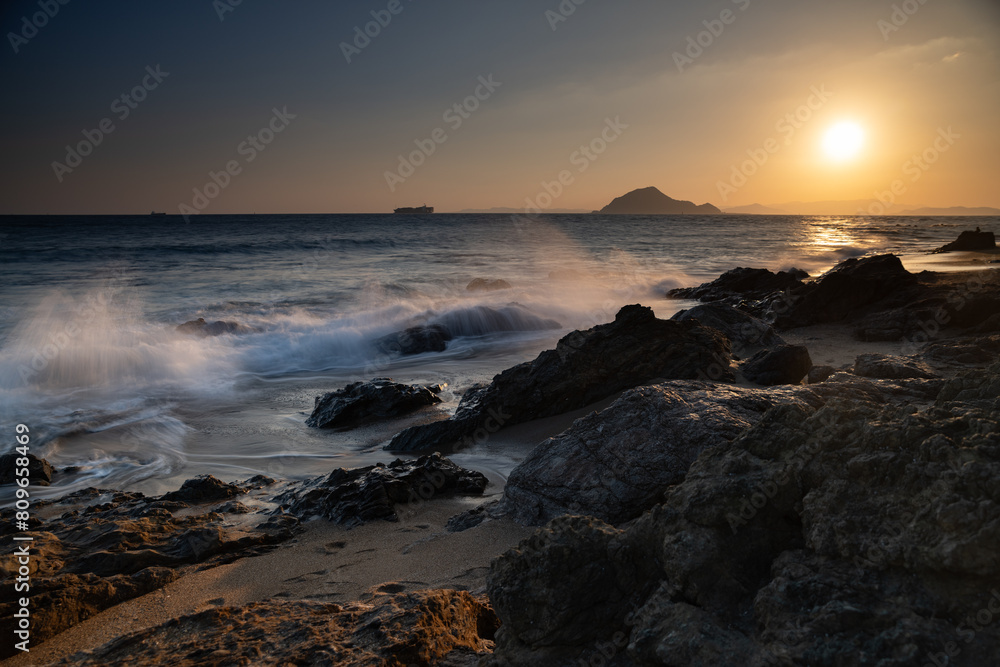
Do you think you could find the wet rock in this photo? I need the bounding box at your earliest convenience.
[854,353,937,379]
[161,475,246,503]
[467,278,512,292]
[773,254,919,329]
[933,229,996,253]
[672,301,785,358]
[807,365,837,384]
[176,317,254,337]
[306,378,443,430]
[497,382,813,526]
[59,589,499,666]
[485,364,1000,666]
[741,344,813,386]
[0,480,294,657]
[387,305,734,452]
[375,324,453,356]
[0,452,54,486]
[275,453,488,526]
[667,267,807,302]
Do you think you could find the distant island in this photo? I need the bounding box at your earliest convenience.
[600,187,721,215]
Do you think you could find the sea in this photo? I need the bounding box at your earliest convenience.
[0,213,995,499]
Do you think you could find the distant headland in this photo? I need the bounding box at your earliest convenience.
[598,187,722,215]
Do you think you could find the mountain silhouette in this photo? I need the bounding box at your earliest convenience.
[600,187,721,214]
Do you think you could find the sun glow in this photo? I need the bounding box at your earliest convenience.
[822,122,866,162]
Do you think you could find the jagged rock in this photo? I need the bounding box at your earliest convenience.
[176,318,254,337]
[807,365,837,384]
[387,305,734,452]
[672,302,785,358]
[772,254,918,329]
[0,452,54,486]
[933,229,996,253]
[667,267,807,302]
[467,278,512,292]
[497,382,814,526]
[274,453,488,526]
[305,378,443,430]
[485,364,1000,666]
[741,344,813,386]
[58,590,499,666]
[854,353,937,379]
[375,324,453,356]
[161,475,246,503]
[0,480,295,658]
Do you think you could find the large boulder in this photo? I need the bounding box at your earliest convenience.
[498,382,813,526]
[741,344,813,386]
[59,590,499,666]
[772,254,918,329]
[375,324,453,356]
[933,229,996,253]
[0,452,54,486]
[485,365,1000,666]
[305,378,443,430]
[274,453,488,526]
[672,301,785,358]
[386,305,734,452]
[667,267,807,302]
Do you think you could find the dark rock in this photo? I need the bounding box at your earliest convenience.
[854,353,937,379]
[176,317,253,337]
[0,480,296,657]
[933,229,996,253]
[742,344,813,386]
[806,365,837,384]
[305,378,443,430]
[59,590,499,666]
[0,452,54,486]
[274,453,488,526]
[375,324,453,356]
[498,382,814,526]
[773,254,918,329]
[160,475,245,503]
[432,305,561,337]
[486,364,1000,666]
[672,301,785,357]
[467,278,512,292]
[667,267,806,302]
[386,305,734,452]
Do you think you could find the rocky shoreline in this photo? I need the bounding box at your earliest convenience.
[4,253,1000,666]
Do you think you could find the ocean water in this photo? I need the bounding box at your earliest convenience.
[0,213,994,498]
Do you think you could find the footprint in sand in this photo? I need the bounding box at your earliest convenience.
[283,568,330,583]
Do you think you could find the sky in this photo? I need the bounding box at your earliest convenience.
[0,0,998,215]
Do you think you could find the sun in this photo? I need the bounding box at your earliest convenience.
[822,122,866,162]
